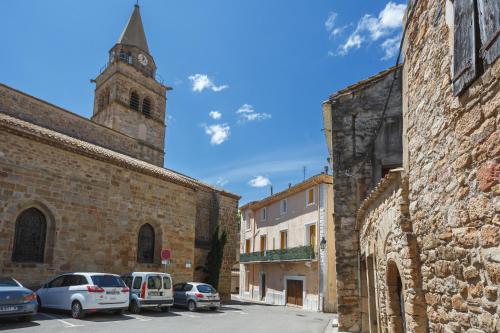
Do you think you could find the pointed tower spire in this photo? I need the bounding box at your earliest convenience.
[118,4,150,54]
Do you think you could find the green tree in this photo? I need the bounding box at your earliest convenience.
[197,225,227,288]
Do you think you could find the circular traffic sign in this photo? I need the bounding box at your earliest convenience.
[161,249,171,260]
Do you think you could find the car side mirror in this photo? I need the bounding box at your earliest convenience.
[43,283,48,288]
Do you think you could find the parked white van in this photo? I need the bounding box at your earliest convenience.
[36,273,129,318]
[121,272,173,313]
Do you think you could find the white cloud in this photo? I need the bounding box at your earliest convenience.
[334,2,406,58]
[381,33,401,59]
[325,12,338,31]
[204,123,230,145]
[248,176,271,188]
[236,104,255,114]
[236,104,271,124]
[216,177,229,187]
[188,74,228,92]
[209,111,222,120]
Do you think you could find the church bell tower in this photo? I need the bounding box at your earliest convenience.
[91,4,170,166]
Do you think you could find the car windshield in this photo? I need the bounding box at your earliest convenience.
[196,284,216,294]
[0,277,19,287]
[91,275,125,288]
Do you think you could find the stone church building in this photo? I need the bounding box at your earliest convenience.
[0,4,239,299]
[324,0,499,332]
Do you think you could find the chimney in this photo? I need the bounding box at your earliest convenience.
[288,183,292,189]
[270,185,273,196]
[324,166,329,174]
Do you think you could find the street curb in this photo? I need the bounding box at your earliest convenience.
[323,316,339,333]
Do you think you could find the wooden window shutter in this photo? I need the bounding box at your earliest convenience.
[477,0,500,65]
[452,0,478,96]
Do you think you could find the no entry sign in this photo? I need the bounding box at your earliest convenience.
[161,249,171,260]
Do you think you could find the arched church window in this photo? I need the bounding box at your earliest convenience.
[119,50,127,61]
[12,208,47,263]
[142,97,151,117]
[137,223,155,263]
[98,94,105,112]
[104,89,110,107]
[130,91,140,111]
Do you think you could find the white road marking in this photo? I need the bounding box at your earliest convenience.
[38,313,84,327]
[182,313,200,318]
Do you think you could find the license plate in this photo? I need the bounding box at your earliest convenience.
[149,291,162,296]
[106,290,119,295]
[0,306,18,312]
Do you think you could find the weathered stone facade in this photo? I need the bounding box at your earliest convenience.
[323,0,499,332]
[322,66,403,331]
[403,0,499,331]
[0,4,239,300]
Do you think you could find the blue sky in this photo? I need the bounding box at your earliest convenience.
[0,0,406,205]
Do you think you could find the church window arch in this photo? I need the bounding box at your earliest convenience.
[12,208,47,263]
[130,91,140,111]
[119,50,127,61]
[137,223,155,263]
[142,97,152,117]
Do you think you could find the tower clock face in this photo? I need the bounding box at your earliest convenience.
[138,53,148,66]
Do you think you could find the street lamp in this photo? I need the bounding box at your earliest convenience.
[320,237,327,250]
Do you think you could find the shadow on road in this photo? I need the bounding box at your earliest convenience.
[0,318,40,331]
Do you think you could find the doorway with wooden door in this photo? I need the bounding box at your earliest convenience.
[260,272,266,301]
[286,279,303,307]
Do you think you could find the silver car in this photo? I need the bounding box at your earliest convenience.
[173,282,220,312]
[0,277,38,322]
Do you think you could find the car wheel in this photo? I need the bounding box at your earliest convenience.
[210,307,218,311]
[71,301,85,319]
[19,315,32,322]
[187,300,196,312]
[130,300,141,314]
[113,309,124,315]
[161,306,170,313]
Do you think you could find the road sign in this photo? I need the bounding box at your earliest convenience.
[161,249,171,260]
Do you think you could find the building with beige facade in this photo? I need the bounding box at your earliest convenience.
[239,174,337,312]
[0,4,239,299]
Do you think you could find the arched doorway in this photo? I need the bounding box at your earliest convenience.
[386,260,406,333]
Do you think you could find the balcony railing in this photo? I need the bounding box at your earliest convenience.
[240,246,315,263]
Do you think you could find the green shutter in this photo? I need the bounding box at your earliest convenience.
[452,0,478,96]
[477,0,500,65]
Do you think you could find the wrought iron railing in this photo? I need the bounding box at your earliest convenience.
[97,57,165,85]
[239,246,315,263]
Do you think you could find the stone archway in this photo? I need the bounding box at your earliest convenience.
[386,260,406,333]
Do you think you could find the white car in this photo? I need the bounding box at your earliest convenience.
[36,273,129,319]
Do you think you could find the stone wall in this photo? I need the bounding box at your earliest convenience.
[91,62,167,161]
[404,1,500,332]
[0,129,196,288]
[193,189,239,301]
[357,170,426,333]
[0,114,239,296]
[0,84,164,166]
[325,67,403,331]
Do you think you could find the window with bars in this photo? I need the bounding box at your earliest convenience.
[142,97,151,117]
[137,223,155,263]
[130,91,140,111]
[12,208,47,263]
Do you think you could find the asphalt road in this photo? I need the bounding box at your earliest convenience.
[0,299,334,333]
